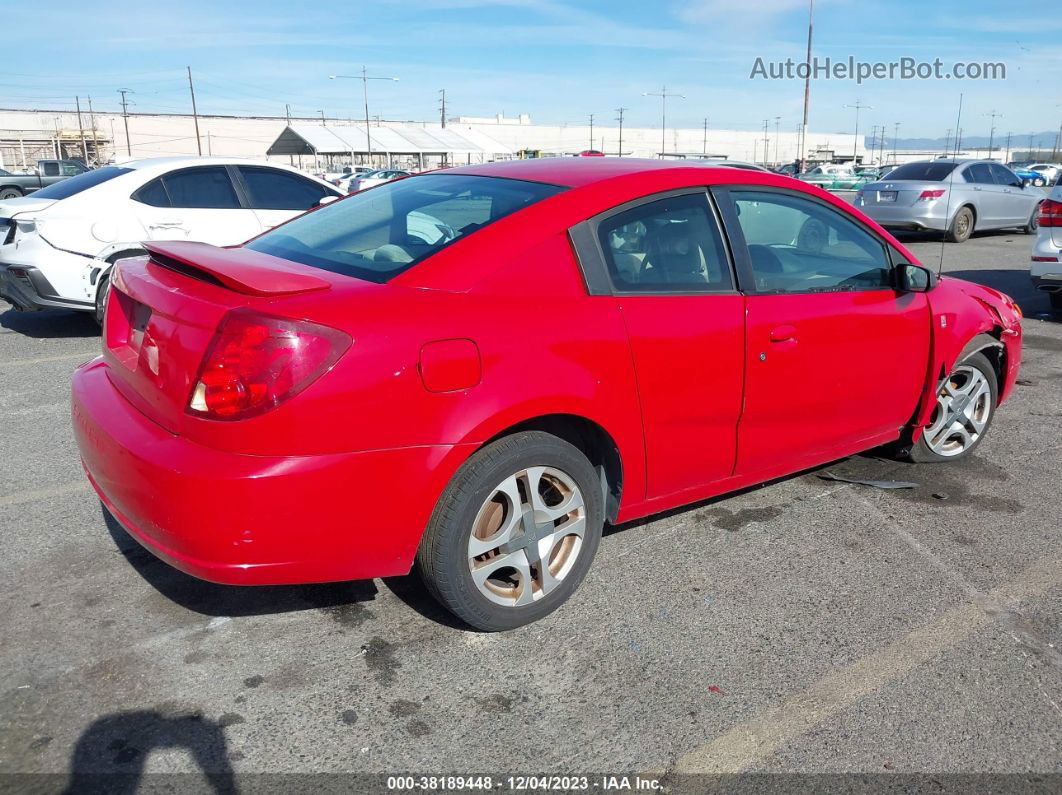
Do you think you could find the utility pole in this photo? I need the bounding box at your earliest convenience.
[588,113,595,151]
[774,116,781,164]
[762,119,770,167]
[74,96,88,162]
[286,104,291,124]
[643,86,684,158]
[318,110,326,125]
[799,0,814,172]
[702,117,709,155]
[892,121,901,162]
[186,67,202,156]
[439,89,447,128]
[117,88,133,156]
[87,95,100,165]
[943,129,952,156]
[984,109,1002,159]
[615,107,626,157]
[1004,132,1012,163]
[843,99,872,163]
[330,68,399,166]
[1052,119,1061,162]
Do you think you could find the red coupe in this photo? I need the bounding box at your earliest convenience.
[72,159,1023,631]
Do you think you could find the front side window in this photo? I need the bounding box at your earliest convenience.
[730,190,891,294]
[245,174,563,283]
[989,164,1020,187]
[60,162,85,176]
[237,166,333,211]
[163,167,240,209]
[596,193,733,293]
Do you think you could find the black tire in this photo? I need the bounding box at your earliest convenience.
[907,351,998,463]
[1034,177,1047,187]
[417,431,604,631]
[0,187,22,200]
[94,273,110,327]
[1050,292,1062,312]
[1023,204,1041,235]
[947,206,974,243]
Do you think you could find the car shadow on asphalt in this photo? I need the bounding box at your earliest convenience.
[63,709,236,794]
[102,505,380,619]
[1,308,100,339]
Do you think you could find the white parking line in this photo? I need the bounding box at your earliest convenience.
[669,548,1062,773]
[0,351,99,368]
[0,480,90,508]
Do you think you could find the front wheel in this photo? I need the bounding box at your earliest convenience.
[1023,204,1041,235]
[417,431,604,631]
[908,351,998,462]
[94,273,110,327]
[0,187,22,200]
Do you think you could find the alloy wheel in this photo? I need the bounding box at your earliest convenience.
[467,466,586,607]
[923,365,992,457]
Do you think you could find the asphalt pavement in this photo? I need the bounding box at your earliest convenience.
[1,224,1060,790]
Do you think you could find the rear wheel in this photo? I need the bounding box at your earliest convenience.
[417,431,604,631]
[0,187,22,200]
[908,351,998,463]
[94,274,110,326]
[947,207,974,243]
[1023,204,1041,235]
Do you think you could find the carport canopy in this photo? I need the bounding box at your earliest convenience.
[267,123,510,157]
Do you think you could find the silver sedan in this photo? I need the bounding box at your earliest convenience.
[855,159,1043,243]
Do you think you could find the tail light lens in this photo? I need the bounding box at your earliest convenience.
[188,310,351,421]
[1039,198,1062,227]
[918,189,946,201]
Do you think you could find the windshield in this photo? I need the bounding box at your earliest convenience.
[31,166,132,200]
[880,162,957,181]
[245,173,565,283]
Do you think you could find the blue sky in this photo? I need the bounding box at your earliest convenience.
[5,0,1060,139]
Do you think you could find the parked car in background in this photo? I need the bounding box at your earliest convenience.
[0,159,90,199]
[1030,183,1062,311]
[855,159,1042,243]
[333,167,373,192]
[798,164,875,190]
[774,163,799,176]
[1027,164,1061,186]
[694,160,771,172]
[72,158,1022,631]
[349,168,411,192]
[1009,164,1049,187]
[576,150,606,157]
[0,157,341,323]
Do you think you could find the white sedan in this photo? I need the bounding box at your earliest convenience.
[0,156,341,323]
[349,168,411,193]
[1031,183,1062,312]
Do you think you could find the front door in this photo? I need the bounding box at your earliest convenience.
[593,190,746,499]
[719,188,931,478]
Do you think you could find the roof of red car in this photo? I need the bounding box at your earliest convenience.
[444,157,740,188]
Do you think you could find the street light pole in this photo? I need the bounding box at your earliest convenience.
[799,0,814,172]
[984,109,1002,158]
[588,113,594,151]
[843,99,871,163]
[643,86,684,158]
[330,68,399,166]
[774,116,781,164]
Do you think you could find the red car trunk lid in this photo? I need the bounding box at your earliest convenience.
[103,243,333,434]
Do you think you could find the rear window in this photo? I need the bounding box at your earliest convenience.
[31,166,132,200]
[881,162,957,181]
[245,174,564,283]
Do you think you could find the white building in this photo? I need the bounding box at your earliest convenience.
[0,107,863,172]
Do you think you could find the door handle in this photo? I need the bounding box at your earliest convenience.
[769,325,797,342]
[972,186,983,191]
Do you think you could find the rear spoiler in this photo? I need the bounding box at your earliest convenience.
[142,241,331,297]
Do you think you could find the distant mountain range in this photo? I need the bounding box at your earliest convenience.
[865,130,1061,151]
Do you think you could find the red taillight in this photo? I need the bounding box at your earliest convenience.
[188,310,351,420]
[918,189,946,201]
[1039,198,1062,227]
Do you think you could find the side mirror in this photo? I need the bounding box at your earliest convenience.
[898,263,936,293]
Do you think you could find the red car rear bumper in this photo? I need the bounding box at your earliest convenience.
[72,358,463,585]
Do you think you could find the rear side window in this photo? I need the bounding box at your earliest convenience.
[132,178,170,207]
[31,166,132,200]
[730,190,890,294]
[162,167,240,209]
[41,162,60,177]
[963,164,994,184]
[596,193,733,293]
[883,162,957,181]
[237,166,333,211]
